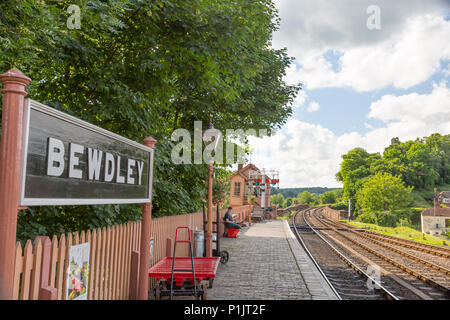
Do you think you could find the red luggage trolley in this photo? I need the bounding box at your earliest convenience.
[148,227,220,300]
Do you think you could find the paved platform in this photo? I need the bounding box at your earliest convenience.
[207,219,338,300]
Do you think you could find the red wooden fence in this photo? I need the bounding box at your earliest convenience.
[13,205,252,300]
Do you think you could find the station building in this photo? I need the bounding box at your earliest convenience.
[228,163,278,209]
[421,191,450,236]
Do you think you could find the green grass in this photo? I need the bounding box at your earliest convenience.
[277,210,296,220]
[341,220,449,246]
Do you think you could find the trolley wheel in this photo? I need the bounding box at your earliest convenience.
[155,283,161,300]
[219,250,229,264]
[201,282,208,300]
[208,278,214,288]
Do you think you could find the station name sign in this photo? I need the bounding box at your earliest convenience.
[20,100,154,206]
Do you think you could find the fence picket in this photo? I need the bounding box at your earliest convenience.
[124,222,132,298]
[56,234,66,300]
[20,240,33,300]
[13,243,23,299]
[104,226,112,299]
[94,229,101,300]
[118,224,125,299]
[49,235,58,288]
[30,238,43,300]
[63,233,72,300]
[88,229,96,300]
[111,225,119,300]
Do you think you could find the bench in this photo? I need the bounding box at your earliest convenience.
[251,208,265,223]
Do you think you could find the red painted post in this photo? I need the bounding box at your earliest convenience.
[39,286,57,300]
[138,137,156,300]
[39,236,52,288]
[205,163,213,257]
[166,238,173,257]
[0,69,31,300]
[128,250,140,300]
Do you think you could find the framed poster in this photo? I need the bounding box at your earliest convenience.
[66,242,90,300]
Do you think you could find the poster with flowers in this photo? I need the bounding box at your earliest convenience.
[65,242,90,300]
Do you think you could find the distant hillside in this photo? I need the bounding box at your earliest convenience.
[271,187,341,198]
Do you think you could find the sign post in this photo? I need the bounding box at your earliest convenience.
[138,136,156,300]
[0,69,31,300]
[0,69,156,300]
[348,198,351,221]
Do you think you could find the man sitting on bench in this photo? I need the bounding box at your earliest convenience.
[223,207,241,232]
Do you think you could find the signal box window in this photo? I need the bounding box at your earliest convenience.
[234,182,241,196]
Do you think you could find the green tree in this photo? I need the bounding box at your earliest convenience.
[336,147,381,212]
[425,133,450,186]
[320,191,336,204]
[371,137,441,189]
[270,193,284,208]
[1,0,300,241]
[357,172,413,213]
[298,191,316,205]
[283,197,294,208]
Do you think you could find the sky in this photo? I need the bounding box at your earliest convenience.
[248,0,450,189]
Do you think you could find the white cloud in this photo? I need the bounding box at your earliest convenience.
[307,101,320,112]
[249,82,450,187]
[292,90,307,108]
[274,0,450,91]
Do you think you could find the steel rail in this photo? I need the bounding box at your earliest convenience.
[318,216,450,275]
[318,211,450,257]
[291,209,342,300]
[292,208,399,300]
[310,210,450,295]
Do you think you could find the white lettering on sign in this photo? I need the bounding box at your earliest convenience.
[104,152,115,182]
[137,161,144,185]
[116,155,125,184]
[46,138,145,185]
[87,148,103,180]
[69,143,84,179]
[127,159,136,185]
[47,137,65,176]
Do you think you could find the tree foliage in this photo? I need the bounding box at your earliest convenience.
[270,193,284,208]
[336,134,449,226]
[356,172,413,213]
[320,190,336,204]
[297,191,318,205]
[271,187,339,198]
[335,147,381,212]
[1,0,299,241]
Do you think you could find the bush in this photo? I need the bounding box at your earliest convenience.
[376,211,399,228]
[330,202,347,210]
[357,208,423,228]
[396,217,412,228]
[357,212,377,224]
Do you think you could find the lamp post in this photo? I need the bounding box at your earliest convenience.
[203,123,220,257]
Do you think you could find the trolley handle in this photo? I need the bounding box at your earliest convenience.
[174,226,192,243]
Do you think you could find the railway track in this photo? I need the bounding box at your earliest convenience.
[305,208,450,300]
[291,208,398,300]
[319,215,450,259]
